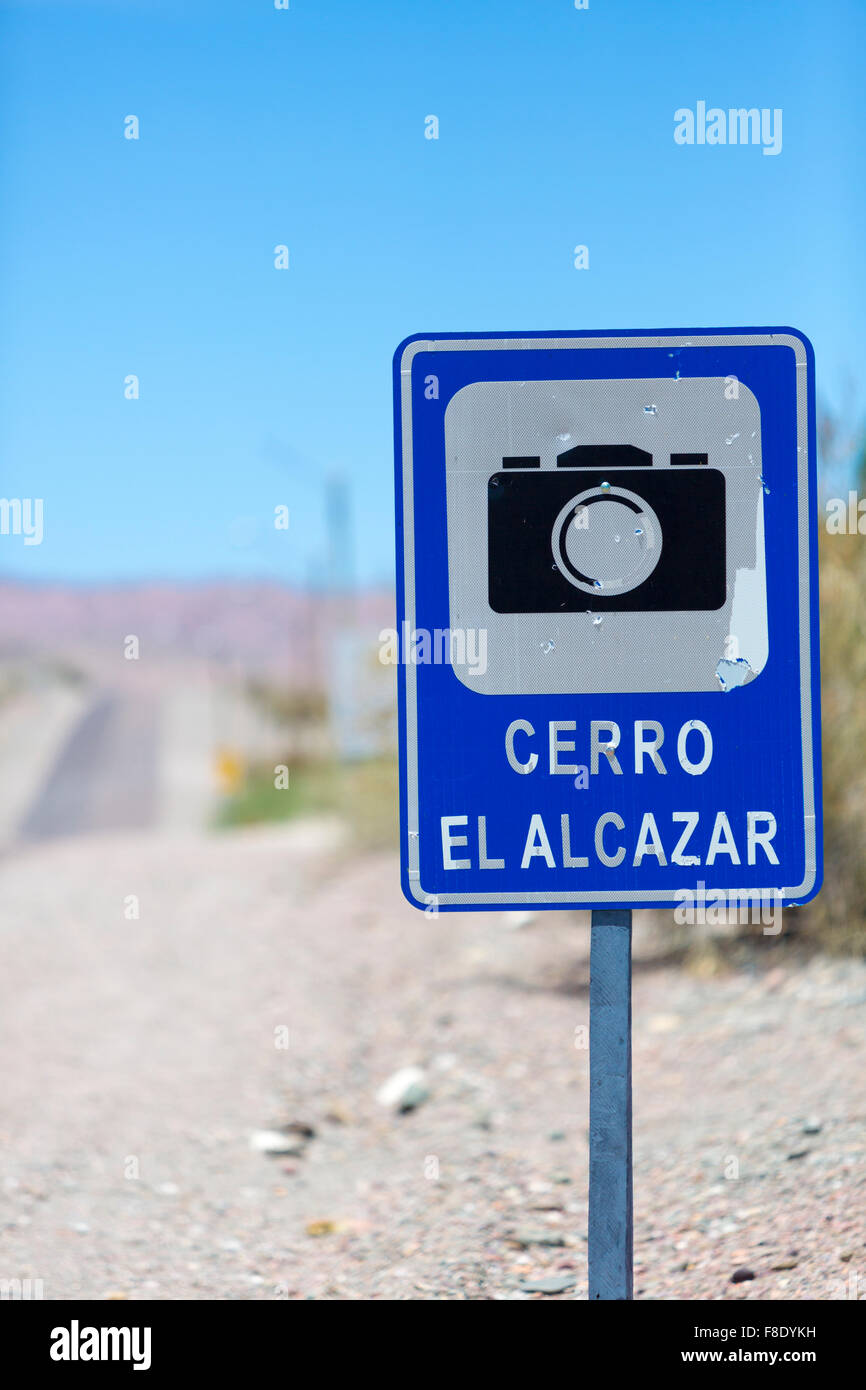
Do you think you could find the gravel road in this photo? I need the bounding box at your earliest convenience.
[1,823,863,1300]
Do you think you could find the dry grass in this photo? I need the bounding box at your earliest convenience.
[216,753,398,851]
[807,525,866,950]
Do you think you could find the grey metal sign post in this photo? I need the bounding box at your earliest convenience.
[393,327,823,1306]
[588,909,633,1300]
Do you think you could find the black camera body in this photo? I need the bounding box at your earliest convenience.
[488,444,726,614]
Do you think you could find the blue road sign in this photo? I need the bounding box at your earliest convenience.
[393,329,823,913]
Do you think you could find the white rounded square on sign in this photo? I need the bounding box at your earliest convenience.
[444,374,768,695]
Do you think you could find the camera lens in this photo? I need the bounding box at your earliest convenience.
[551,486,662,596]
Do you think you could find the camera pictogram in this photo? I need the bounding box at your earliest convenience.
[488,444,726,613]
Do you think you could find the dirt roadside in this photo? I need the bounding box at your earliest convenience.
[0,824,863,1300]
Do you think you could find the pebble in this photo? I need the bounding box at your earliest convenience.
[507,1231,567,1249]
[375,1066,430,1113]
[432,1053,457,1072]
[730,1267,755,1283]
[324,1103,352,1125]
[306,1219,338,1237]
[282,1120,316,1139]
[502,911,537,930]
[249,1130,306,1156]
[520,1274,577,1294]
[648,1013,681,1034]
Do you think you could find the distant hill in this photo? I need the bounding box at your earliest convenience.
[0,581,395,687]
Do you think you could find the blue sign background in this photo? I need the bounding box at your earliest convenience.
[393,329,823,911]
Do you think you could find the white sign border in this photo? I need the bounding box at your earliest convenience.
[398,331,817,908]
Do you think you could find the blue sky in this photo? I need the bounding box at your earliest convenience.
[1,0,864,585]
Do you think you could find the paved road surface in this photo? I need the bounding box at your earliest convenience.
[18,694,159,841]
